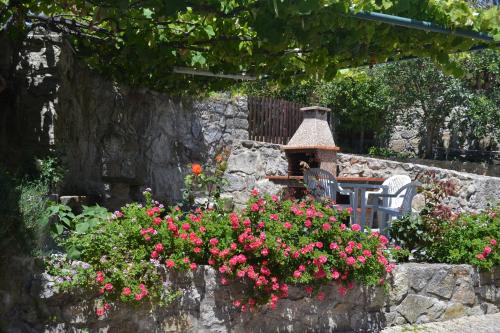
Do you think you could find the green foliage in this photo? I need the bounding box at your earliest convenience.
[37,156,66,192]
[425,209,500,270]
[44,204,110,239]
[368,146,413,159]
[182,151,230,209]
[390,171,499,269]
[47,191,398,316]
[1,1,498,92]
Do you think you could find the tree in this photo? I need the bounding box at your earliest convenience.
[0,0,498,92]
[315,70,392,152]
[383,58,470,158]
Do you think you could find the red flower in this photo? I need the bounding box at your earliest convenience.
[96,307,105,316]
[122,287,132,296]
[191,163,202,175]
[155,243,164,252]
[165,259,175,268]
[104,283,113,291]
[322,223,331,231]
[190,263,198,271]
[491,239,497,246]
[346,257,356,265]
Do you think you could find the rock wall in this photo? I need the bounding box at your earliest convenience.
[222,140,288,207]
[4,263,498,333]
[337,153,500,211]
[56,44,248,208]
[0,27,59,167]
[222,140,499,212]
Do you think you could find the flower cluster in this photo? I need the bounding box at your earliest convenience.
[54,190,397,317]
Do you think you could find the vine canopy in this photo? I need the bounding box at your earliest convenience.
[1,0,499,92]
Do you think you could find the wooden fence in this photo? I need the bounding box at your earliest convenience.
[247,96,304,145]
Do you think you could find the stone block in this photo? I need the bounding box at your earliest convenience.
[396,294,446,324]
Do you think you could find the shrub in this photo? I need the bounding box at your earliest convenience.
[47,190,398,317]
[390,171,499,268]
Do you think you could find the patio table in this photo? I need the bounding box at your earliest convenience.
[337,183,389,231]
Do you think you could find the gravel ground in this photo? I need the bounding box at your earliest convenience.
[381,313,500,333]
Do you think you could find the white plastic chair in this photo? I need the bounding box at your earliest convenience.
[365,175,411,229]
[365,175,411,208]
[371,181,421,235]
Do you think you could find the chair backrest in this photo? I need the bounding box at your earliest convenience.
[382,175,412,208]
[303,168,338,201]
[400,182,420,214]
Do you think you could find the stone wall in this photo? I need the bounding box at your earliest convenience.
[3,263,498,333]
[0,27,60,167]
[56,43,248,208]
[337,153,500,211]
[222,140,288,207]
[222,140,499,212]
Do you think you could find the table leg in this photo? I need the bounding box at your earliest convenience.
[360,189,366,231]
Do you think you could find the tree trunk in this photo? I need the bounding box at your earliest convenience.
[424,125,434,159]
[358,127,365,153]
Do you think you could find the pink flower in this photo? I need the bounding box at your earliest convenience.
[331,270,340,280]
[316,242,323,249]
[251,203,259,212]
[362,250,372,257]
[491,239,497,246]
[476,253,485,260]
[330,242,339,250]
[243,219,251,227]
[484,246,492,255]
[270,214,279,221]
[340,223,346,231]
[190,263,198,271]
[135,293,143,301]
[298,265,306,272]
[220,277,229,285]
[155,243,164,252]
[122,287,132,296]
[219,265,228,273]
[230,243,238,250]
[345,246,353,254]
[394,245,401,251]
[251,188,260,196]
[318,255,327,264]
[261,248,269,256]
[304,219,312,228]
[233,299,241,307]
[199,226,206,233]
[257,221,265,229]
[237,270,246,278]
[338,286,347,296]
[346,207,353,215]
[322,223,332,231]
[351,224,361,232]
[293,270,302,279]
[183,257,190,263]
[306,208,315,218]
[304,286,313,295]
[272,195,279,202]
[96,307,105,316]
[346,257,356,266]
[181,223,190,231]
[283,222,292,230]
[193,247,201,253]
[150,250,159,259]
[209,238,219,246]
[152,217,162,225]
[329,216,337,222]
[316,291,325,301]
[357,256,366,264]
[208,258,215,265]
[379,235,389,245]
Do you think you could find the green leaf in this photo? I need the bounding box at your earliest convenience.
[204,25,215,38]
[75,222,90,234]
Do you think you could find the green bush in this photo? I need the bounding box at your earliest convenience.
[47,190,399,316]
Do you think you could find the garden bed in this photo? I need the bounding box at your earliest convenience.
[33,263,499,333]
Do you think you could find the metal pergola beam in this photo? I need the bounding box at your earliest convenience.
[350,11,497,44]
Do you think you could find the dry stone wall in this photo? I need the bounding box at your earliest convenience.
[222,141,499,212]
[337,153,500,211]
[3,263,498,333]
